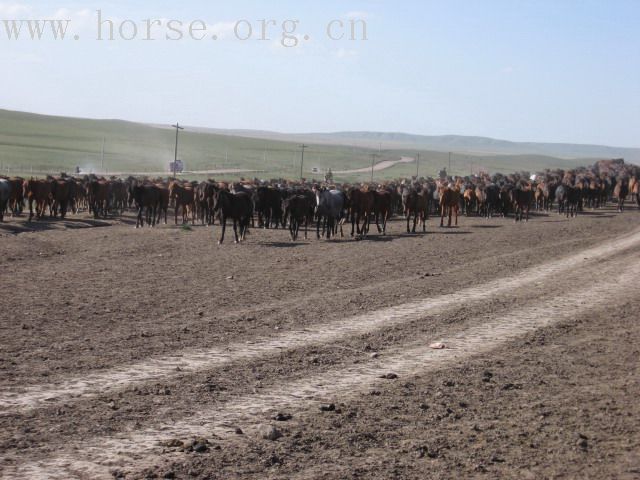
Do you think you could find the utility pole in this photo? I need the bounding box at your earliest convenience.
[370,153,377,183]
[100,137,105,172]
[172,122,184,178]
[299,144,308,181]
[416,153,420,178]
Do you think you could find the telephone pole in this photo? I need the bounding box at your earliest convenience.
[172,122,184,178]
[370,153,377,183]
[299,144,308,181]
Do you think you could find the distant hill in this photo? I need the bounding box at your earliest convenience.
[191,128,640,163]
[0,109,633,181]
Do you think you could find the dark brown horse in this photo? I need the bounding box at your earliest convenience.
[347,188,374,238]
[373,190,392,235]
[510,185,533,222]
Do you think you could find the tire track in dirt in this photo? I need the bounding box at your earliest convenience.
[4,249,639,479]
[2,228,639,414]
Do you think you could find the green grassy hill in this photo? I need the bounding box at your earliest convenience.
[0,109,608,181]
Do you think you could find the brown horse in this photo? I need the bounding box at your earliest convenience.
[169,181,196,225]
[23,178,52,221]
[439,185,459,227]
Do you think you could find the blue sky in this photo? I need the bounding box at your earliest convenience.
[0,0,638,147]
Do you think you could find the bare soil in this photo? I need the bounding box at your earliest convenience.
[0,206,639,479]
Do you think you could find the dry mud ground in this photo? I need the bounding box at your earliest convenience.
[0,206,639,479]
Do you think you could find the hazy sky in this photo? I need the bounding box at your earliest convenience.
[1,0,638,147]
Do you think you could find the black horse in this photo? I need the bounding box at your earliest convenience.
[212,188,253,244]
[282,194,313,240]
[254,186,283,229]
[131,184,160,228]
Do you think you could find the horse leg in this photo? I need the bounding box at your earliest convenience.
[406,212,411,233]
[231,218,239,243]
[218,217,226,244]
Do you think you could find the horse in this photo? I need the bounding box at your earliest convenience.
[613,180,629,212]
[155,183,170,225]
[485,184,500,218]
[347,187,374,238]
[212,188,253,244]
[510,185,533,222]
[282,194,314,241]
[475,185,487,217]
[401,186,419,233]
[463,186,477,216]
[373,190,392,235]
[87,179,110,219]
[50,178,71,219]
[254,186,283,229]
[169,181,196,225]
[0,179,10,222]
[439,185,460,227]
[315,188,345,240]
[23,178,52,221]
[131,184,160,228]
[7,177,24,216]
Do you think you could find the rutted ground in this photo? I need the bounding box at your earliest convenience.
[0,206,639,479]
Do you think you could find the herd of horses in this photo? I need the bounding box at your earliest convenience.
[1,160,638,244]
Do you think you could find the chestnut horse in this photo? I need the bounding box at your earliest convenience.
[439,185,459,228]
[613,180,629,212]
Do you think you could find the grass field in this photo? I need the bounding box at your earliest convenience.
[0,109,604,181]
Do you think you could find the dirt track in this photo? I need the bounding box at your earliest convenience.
[1,206,639,479]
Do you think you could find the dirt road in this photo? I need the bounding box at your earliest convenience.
[334,156,415,174]
[0,206,639,479]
